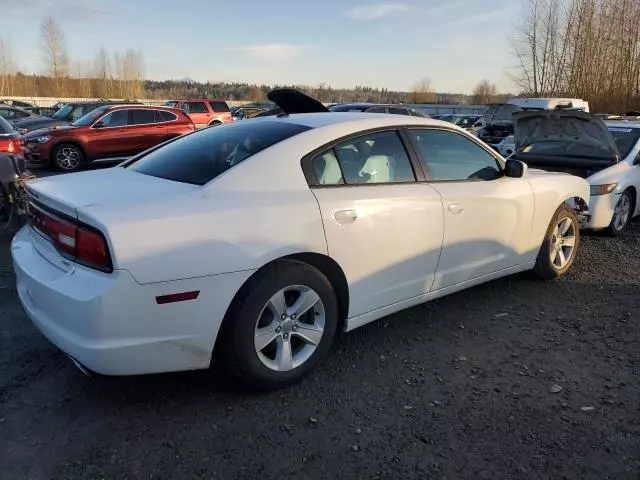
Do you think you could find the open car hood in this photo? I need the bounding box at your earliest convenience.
[483,103,523,125]
[266,89,329,114]
[513,110,619,156]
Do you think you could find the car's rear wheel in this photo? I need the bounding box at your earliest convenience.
[223,260,338,390]
[606,190,633,236]
[533,204,580,280]
[53,143,84,172]
[208,120,222,127]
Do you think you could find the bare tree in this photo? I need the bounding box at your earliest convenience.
[0,37,15,96]
[471,79,498,104]
[92,47,112,97]
[411,77,437,103]
[40,16,69,95]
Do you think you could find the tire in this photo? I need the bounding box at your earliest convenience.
[533,204,580,280]
[222,260,338,390]
[208,120,222,127]
[606,190,633,237]
[52,143,84,172]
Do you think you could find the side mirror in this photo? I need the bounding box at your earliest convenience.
[504,159,528,178]
[92,121,106,129]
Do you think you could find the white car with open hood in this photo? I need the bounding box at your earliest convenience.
[510,111,640,235]
[12,89,590,389]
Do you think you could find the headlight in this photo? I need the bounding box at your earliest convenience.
[590,183,618,196]
[32,135,51,143]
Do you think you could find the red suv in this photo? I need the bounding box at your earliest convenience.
[164,99,232,128]
[23,105,195,171]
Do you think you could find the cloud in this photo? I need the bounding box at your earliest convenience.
[347,3,409,21]
[226,43,307,61]
[449,7,517,27]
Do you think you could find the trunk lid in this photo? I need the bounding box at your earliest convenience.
[512,111,620,177]
[267,88,329,114]
[26,167,199,219]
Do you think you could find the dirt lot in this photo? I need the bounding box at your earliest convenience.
[1,219,639,480]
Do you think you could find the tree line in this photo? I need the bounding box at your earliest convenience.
[512,0,640,113]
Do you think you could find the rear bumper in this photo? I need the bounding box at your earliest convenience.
[12,226,252,375]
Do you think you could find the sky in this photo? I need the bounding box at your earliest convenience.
[1,0,523,94]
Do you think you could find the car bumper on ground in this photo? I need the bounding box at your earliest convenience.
[11,226,252,376]
[23,142,50,168]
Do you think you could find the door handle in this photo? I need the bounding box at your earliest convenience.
[447,203,464,215]
[334,209,358,224]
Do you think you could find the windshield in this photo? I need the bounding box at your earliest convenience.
[329,105,370,112]
[53,104,74,119]
[71,106,110,127]
[609,127,640,158]
[125,120,311,185]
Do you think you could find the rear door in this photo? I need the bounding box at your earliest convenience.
[184,101,210,128]
[128,108,166,152]
[307,129,444,318]
[406,128,535,290]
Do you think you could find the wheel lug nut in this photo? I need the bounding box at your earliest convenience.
[276,326,282,333]
[281,314,286,320]
[291,314,297,320]
[283,333,289,340]
[292,325,297,331]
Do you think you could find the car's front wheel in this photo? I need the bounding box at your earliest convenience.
[52,143,84,172]
[606,190,633,236]
[223,260,338,390]
[533,204,580,280]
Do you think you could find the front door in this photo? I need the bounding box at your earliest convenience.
[183,101,210,128]
[406,128,535,290]
[308,129,445,318]
[88,109,132,158]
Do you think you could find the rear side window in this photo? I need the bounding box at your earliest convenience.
[0,115,12,133]
[209,101,230,113]
[130,109,156,125]
[155,110,178,122]
[187,102,208,113]
[388,107,410,115]
[125,121,311,185]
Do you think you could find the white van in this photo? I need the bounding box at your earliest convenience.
[507,97,590,113]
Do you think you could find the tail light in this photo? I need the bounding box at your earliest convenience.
[29,203,112,272]
[8,138,24,154]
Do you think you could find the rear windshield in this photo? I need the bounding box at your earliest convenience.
[608,127,640,158]
[0,115,12,134]
[124,120,311,185]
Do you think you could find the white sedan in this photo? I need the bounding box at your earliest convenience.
[511,111,640,235]
[12,90,591,389]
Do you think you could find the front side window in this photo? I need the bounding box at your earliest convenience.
[187,102,208,114]
[388,107,410,116]
[100,110,129,127]
[125,120,311,185]
[314,130,415,185]
[408,129,502,181]
[366,106,387,114]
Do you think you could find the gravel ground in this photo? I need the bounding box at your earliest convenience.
[0,215,639,480]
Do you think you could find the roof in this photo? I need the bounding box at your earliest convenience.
[249,111,457,130]
[173,98,228,102]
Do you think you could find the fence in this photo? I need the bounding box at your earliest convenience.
[3,96,489,115]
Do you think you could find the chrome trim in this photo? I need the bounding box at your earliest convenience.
[90,108,179,130]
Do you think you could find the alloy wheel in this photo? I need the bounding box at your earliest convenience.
[612,193,631,232]
[549,216,577,269]
[254,285,325,372]
[56,147,81,170]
